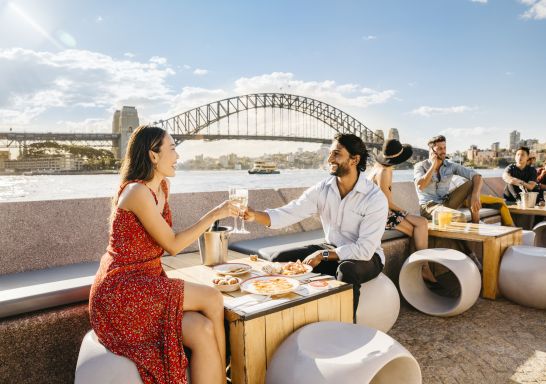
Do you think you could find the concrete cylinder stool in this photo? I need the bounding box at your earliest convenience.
[75,330,143,384]
[266,321,421,384]
[533,221,546,247]
[499,245,546,309]
[356,273,400,333]
[399,249,481,317]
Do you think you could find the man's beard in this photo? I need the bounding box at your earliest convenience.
[329,160,351,177]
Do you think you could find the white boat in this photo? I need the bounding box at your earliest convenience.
[248,161,280,174]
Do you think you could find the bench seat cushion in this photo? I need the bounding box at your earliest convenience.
[457,207,500,221]
[0,262,99,319]
[229,229,407,261]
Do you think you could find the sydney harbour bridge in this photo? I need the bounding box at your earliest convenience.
[0,93,427,160]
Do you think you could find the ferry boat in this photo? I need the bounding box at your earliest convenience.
[248,161,280,174]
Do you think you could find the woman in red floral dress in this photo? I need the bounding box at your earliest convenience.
[89,125,237,384]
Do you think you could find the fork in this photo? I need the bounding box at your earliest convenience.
[300,275,334,284]
[229,295,271,310]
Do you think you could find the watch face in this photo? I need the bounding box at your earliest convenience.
[322,250,329,257]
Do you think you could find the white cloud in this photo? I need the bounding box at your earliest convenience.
[520,0,546,19]
[168,86,228,116]
[440,126,494,136]
[183,64,191,70]
[234,72,396,109]
[363,35,377,40]
[56,118,110,132]
[193,68,209,76]
[95,16,103,23]
[149,56,167,65]
[411,105,475,117]
[124,52,135,58]
[470,0,487,4]
[0,47,176,128]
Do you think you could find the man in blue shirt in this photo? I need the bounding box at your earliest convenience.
[414,135,483,223]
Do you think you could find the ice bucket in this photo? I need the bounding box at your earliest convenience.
[198,226,231,266]
[519,192,538,208]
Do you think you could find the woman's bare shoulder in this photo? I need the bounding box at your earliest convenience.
[118,183,153,209]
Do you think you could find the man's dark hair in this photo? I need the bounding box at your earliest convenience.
[516,146,530,156]
[427,135,446,147]
[334,133,368,172]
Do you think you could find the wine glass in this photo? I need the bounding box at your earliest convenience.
[236,188,250,234]
[228,187,240,233]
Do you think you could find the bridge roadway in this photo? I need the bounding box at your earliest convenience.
[0,131,427,157]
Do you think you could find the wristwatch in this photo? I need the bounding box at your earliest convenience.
[321,250,329,262]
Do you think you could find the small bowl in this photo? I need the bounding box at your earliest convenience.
[212,276,241,292]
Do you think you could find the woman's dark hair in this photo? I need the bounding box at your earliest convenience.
[119,125,166,184]
[516,146,530,156]
[110,125,166,224]
[334,133,368,172]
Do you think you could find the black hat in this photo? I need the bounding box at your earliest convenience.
[375,139,413,166]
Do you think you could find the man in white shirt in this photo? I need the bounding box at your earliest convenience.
[244,133,388,315]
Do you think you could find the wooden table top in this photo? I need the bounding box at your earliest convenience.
[428,222,522,241]
[508,205,546,216]
[162,252,351,321]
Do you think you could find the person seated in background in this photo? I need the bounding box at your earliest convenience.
[537,167,546,205]
[244,133,387,317]
[414,135,483,223]
[368,138,434,282]
[503,146,539,204]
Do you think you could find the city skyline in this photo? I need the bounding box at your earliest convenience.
[1,0,545,160]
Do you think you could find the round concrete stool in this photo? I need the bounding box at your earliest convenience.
[356,273,400,333]
[265,322,421,384]
[533,221,546,247]
[75,330,143,384]
[522,230,536,246]
[499,245,546,309]
[399,249,481,317]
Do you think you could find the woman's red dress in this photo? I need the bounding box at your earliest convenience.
[89,180,188,384]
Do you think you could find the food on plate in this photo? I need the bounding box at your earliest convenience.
[309,280,329,288]
[281,260,308,276]
[251,277,294,294]
[212,276,239,286]
[226,266,248,274]
[249,254,258,262]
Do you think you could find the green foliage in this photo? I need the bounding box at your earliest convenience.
[24,142,116,170]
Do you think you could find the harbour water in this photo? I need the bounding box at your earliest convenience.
[0,168,504,202]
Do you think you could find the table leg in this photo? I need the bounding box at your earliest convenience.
[482,237,501,299]
[229,317,266,384]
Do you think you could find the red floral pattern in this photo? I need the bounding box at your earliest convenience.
[89,180,188,384]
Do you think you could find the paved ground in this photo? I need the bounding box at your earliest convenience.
[389,298,546,384]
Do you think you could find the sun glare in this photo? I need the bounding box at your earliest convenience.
[8,2,62,48]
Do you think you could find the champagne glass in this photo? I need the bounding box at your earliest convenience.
[236,188,250,234]
[228,187,240,233]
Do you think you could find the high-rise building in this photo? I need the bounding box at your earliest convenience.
[387,128,400,141]
[491,142,500,153]
[509,130,520,150]
[112,106,139,159]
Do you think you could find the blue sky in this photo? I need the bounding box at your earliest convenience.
[0,0,545,159]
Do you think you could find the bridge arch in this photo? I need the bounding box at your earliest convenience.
[156,93,384,147]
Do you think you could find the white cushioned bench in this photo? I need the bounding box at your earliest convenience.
[0,262,98,319]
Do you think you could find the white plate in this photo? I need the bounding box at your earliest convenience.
[212,263,252,276]
[240,275,300,296]
[278,262,313,277]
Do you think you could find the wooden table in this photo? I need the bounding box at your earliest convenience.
[507,205,546,229]
[162,252,353,384]
[428,222,522,300]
